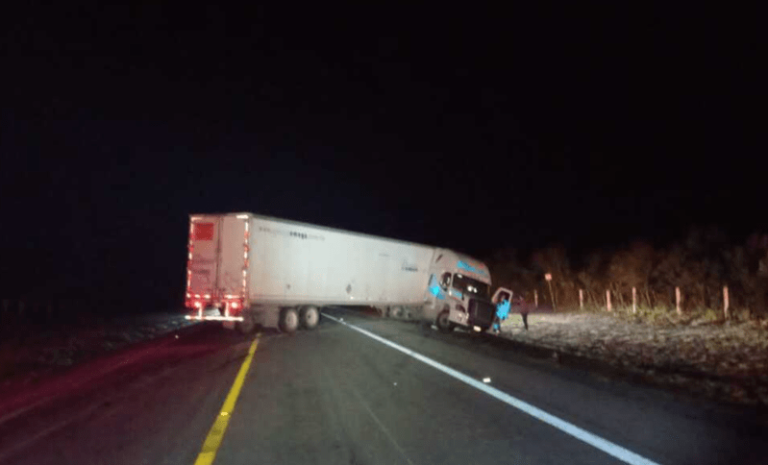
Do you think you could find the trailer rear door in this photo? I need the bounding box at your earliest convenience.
[187,216,220,299]
[187,214,248,302]
[218,215,248,298]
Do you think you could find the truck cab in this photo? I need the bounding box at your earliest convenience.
[424,249,511,333]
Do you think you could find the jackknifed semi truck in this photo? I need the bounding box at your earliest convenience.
[184,213,510,333]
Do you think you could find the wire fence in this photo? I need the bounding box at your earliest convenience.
[505,282,762,321]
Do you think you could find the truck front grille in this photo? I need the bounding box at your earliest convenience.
[468,299,495,328]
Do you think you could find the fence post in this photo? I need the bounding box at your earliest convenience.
[534,290,538,308]
[676,286,682,316]
[606,290,612,312]
[723,285,729,320]
[545,273,555,310]
[632,287,637,314]
[579,289,584,309]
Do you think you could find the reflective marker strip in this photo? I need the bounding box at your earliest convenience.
[322,313,661,465]
[193,336,260,465]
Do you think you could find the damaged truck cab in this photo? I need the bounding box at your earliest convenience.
[423,249,511,333]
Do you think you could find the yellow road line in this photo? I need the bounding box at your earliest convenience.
[193,335,260,465]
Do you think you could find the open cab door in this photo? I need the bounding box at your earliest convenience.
[492,287,513,304]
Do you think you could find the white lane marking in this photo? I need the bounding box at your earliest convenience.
[322,312,662,465]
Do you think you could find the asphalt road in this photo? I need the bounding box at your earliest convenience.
[0,307,766,465]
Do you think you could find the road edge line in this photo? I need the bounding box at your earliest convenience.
[322,312,661,465]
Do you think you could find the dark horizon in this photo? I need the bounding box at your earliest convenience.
[1,4,765,309]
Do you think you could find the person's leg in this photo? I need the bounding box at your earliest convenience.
[522,312,528,330]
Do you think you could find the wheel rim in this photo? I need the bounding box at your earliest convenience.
[305,308,319,327]
[438,312,449,328]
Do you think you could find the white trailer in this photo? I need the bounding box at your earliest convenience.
[184,212,510,333]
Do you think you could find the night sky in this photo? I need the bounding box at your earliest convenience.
[1,4,764,310]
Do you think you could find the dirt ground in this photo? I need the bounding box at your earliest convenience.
[499,310,768,407]
[0,312,194,385]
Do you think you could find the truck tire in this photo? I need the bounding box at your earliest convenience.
[279,308,299,333]
[300,306,320,330]
[236,313,256,334]
[436,310,453,333]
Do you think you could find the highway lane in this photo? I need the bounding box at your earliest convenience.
[0,308,766,464]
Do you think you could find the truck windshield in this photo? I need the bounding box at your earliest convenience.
[452,273,490,299]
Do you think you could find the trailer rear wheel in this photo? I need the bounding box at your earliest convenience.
[236,313,256,334]
[279,308,299,333]
[300,306,320,329]
[436,310,453,333]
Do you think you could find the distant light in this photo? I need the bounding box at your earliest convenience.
[545,273,552,281]
[236,214,249,219]
[473,326,481,332]
[482,377,491,383]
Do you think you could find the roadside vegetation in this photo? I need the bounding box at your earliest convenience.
[488,226,768,406]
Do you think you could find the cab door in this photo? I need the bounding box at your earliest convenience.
[492,287,513,304]
[491,287,514,325]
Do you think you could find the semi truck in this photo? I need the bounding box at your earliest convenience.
[184,212,511,334]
